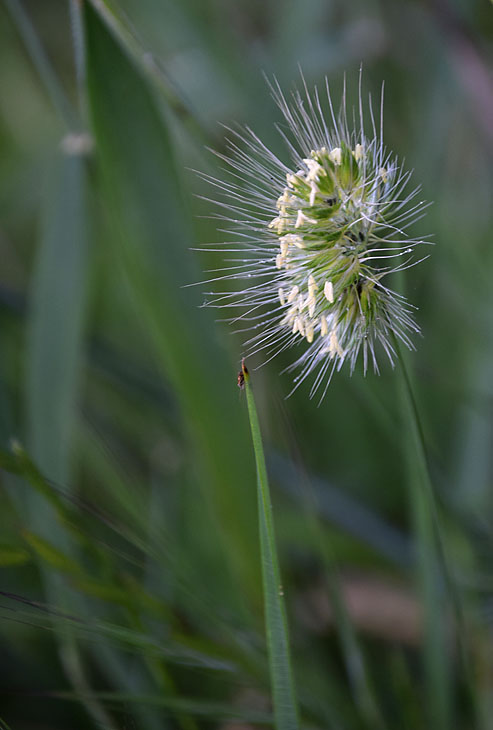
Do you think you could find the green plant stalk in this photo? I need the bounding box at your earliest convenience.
[395,341,451,730]
[242,362,299,730]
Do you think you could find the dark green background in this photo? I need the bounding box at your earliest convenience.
[0,1,492,728]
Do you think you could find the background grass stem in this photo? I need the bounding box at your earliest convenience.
[394,339,452,730]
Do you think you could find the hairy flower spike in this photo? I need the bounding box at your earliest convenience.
[197,74,430,400]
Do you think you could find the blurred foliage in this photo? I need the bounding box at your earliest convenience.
[0,0,493,728]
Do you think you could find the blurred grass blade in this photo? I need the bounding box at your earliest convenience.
[86,0,209,142]
[26,151,88,487]
[395,343,451,730]
[83,2,258,597]
[0,442,161,564]
[0,599,240,672]
[47,691,272,724]
[270,451,413,568]
[4,0,75,127]
[0,545,30,566]
[23,531,83,575]
[301,498,384,727]
[23,148,117,730]
[242,363,299,730]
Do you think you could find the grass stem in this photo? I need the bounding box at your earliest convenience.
[242,361,299,730]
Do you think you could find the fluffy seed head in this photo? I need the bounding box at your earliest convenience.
[197,74,430,400]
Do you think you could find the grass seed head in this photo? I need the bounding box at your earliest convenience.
[199,74,429,399]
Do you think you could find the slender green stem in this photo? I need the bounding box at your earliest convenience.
[242,362,299,730]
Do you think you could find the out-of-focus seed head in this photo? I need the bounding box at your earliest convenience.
[196,74,430,400]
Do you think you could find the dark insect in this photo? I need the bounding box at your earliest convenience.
[237,359,248,389]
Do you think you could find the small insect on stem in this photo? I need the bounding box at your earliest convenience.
[237,358,249,389]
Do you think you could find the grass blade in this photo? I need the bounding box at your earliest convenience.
[3,0,76,127]
[395,342,452,730]
[22,147,118,730]
[40,691,272,724]
[242,362,299,730]
[86,0,210,143]
[83,1,258,599]
[26,151,88,486]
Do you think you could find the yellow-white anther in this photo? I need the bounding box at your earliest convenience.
[280,240,289,257]
[303,158,323,182]
[329,147,342,165]
[278,288,286,306]
[277,190,292,207]
[309,183,318,206]
[281,304,297,326]
[295,210,304,228]
[305,323,314,343]
[320,316,329,337]
[354,143,364,161]
[308,274,318,294]
[308,296,316,319]
[269,216,288,234]
[297,317,306,337]
[298,294,305,311]
[292,317,299,334]
[276,253,283,269]
[281,233,304,249]
[295,210,316,229]
[287,285,299,303]
[329,330,344,358]
[324,280,334,303]
[380,167,388,183]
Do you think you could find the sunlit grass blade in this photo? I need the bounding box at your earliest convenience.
[242,362,299,730]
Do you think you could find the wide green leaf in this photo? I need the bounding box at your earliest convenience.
[83,1,258,600]
[26,151,88,489]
